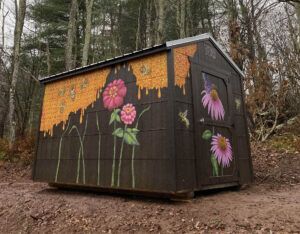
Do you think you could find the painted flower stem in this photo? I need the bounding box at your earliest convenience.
[131,105,151,188]
[76,150,81,183]
[131,146,136,188]
[96,112,101,186]
[55,120,71,182]
[69,114,88,184]
[81,115,88,184]
[117,125,127,187]
[111,120,117,187]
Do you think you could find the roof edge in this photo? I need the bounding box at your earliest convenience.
[40,33,244,84]
[40,43,167,84]
[166,33,244,77]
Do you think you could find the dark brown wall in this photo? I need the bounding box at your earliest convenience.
[33,38,252,195]
[34,61,177,192]
[188,40,252,188]
[172,47,197,192]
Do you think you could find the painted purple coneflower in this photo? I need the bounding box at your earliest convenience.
[211,133,232,168]
[201,73,225,120]
[201,88,225,120]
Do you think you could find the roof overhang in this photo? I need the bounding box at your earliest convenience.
[166,33,244,77]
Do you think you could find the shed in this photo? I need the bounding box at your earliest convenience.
[32,34,253,197]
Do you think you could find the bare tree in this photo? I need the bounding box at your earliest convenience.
[295,3,300,50]
[176,0,186,38]
[82,0,94,66]
[46,41,51,76]
[135,2,142,50]
[155,0,166,44]
[146,0,155,47]
[7,0,26,148]
[65,0,77,71]
[1,1,8,50]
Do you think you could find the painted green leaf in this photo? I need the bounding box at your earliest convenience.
[202,129,212,140]
[109,112,116,125]
[112,128,124,138]
[115,115,121,122]
[109,109,121,125]
[123,131,139,146]
[127,128,139,134]
[211,153,219,176]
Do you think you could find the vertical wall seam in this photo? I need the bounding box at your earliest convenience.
[167,49,177,192]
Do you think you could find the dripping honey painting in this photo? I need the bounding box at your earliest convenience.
[33,34,253,197]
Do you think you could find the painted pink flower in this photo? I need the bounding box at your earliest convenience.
[211,134,232,168]
[121,104,136,125]
[202,88,225,120]
[103,79,127,110]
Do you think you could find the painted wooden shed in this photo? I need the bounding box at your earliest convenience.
[32,34,253,197]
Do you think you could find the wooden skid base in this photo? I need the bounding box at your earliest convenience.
[48,181,241,200]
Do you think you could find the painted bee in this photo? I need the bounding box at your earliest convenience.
[70,85,76,101]
[59,100,65,113]
[80,78,88,90]
[178,110,190,128]
[58,87,66,97]
[140,64,151,76]
[235,98,241,110]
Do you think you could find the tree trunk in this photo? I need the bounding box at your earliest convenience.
[109,11,116,57]
[1,10,8,50]
[0,86,8,138]
[185,0,192,37]
[46,41,51,76]
[8,0,26,148]
[82,0,94,66]
[295,3,300,53]
[72,18,79,69]
[116,2,123,55]
[155,0,165,44]
[180,0,186,38]
[146,0,155,47]
[227,0,244,69]
[239,0,255,60]
[65,0,77,71]
[227,0,239,44]
[135,3,142,50]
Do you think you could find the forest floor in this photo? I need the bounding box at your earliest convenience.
[0,142,300,233]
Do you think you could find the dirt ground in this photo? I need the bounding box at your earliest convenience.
[0,142,300,233]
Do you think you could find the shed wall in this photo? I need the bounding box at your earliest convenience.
[173,40,252,190]
[34,51,177,192]
[172,44,198,191]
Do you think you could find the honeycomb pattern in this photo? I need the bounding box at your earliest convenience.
[40,52,169,136]
[128,52,168,99]
[174,44,197,95]
[40,67,111,136]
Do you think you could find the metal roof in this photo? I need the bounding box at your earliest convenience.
[40,33,244,84]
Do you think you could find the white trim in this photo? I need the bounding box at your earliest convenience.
[166,33,212,47]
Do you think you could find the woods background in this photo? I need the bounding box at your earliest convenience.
[0,0,299,161]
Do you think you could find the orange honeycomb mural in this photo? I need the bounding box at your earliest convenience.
[128,52,168,99]
[174,44,197,95]
[40,67,111,136]
[40,52,169,136]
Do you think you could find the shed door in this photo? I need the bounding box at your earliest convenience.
[191,64,239,187]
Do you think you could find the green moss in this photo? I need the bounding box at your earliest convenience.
[268,132,299,154]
